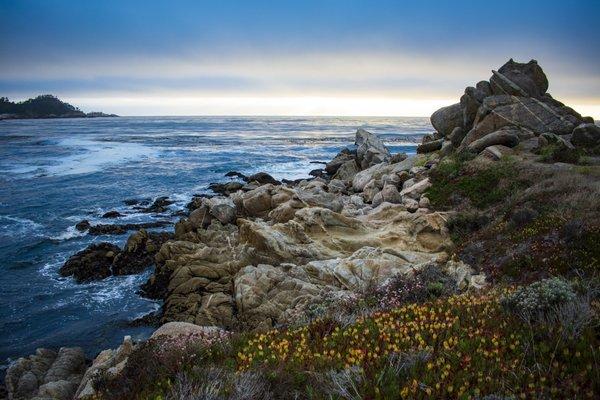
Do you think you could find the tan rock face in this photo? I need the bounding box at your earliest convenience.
[6,347,86,400]
[147,193,452,329]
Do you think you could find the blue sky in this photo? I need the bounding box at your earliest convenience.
[1,0,599,116]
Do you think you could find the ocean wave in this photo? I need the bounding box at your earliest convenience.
[0,215,43,238]
[46,226,87,241]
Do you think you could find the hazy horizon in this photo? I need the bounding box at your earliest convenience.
[2,0,599,118]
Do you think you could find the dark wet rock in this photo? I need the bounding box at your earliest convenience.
[101,210,123,219]
[59,243,121,283]
[325,148,356,175]
[88,221,171,235]
[225,171,247,179]
[309,168,325,178]
[571,123,600,148]
[127,311,161,327]
[75,220,90,232]
[246,172,280,185]
[140,196,174,213]
[112,230,172,276]
[123,198,151,206]
[208,181,244,195]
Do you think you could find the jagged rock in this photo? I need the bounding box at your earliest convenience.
[101,210,123,218]
[430,102,463,137]
[112,230,172,276]
[206,196,237,224]
[417,138,443,153]
[571,123,600,147]
[327,179,346,194]
[372,184,401,207]
[246,172,280,185]
[140,196,174,213]
[75,220,90,232]
[59,243,121,283]
[6,347,85,400]
[355,128,391,169]
[332,159,360,182]
[461,95,576,148]
[325,148,356,175]
[538,132,575,150]
[490,59,548,98]
[467,127,520,153]
[242,185,273,217]
[75,337,135,399]
[362,180,381,203]
[400,178,431,200]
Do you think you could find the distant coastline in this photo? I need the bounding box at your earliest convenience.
[0,94,118,120]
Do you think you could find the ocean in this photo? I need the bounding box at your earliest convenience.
[0,116,430,369]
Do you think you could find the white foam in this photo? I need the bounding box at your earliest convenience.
[0,215,43,237]
[47,226,87,241]
[7,137,161,177]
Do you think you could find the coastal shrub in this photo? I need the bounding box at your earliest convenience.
[110,289,599,400]
[500,277,576,317]
[426,155,520,209]
[538,143,581,164]
[447,211,490,244]
[375,264,457,308]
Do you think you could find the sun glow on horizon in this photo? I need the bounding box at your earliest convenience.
[67,95,600,119]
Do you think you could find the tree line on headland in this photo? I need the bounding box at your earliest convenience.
[0,94,118,119]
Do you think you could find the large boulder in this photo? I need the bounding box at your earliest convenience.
[332,159,360,182]
[490,59,548,98]
[571,123,600,147]
[6,347,86,400]
[467,127,521,154]
[430,102,463,137]
[59,243,121,283]
[325,148,356,175]
[112,230,172,276]
[461,95,576,147]
[417,138,443,154]
[75,336,135,399]
[355,128,391,169]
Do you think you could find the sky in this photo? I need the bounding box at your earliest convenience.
[1,0,599,117]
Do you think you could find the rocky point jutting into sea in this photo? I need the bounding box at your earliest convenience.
[4,59,600,400]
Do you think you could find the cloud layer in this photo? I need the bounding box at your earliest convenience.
[1,1,599,116]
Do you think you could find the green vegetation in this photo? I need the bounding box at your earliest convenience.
[425,154,523,209]
[95,286,599,400]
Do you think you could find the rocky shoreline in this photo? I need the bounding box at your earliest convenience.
[4,59,599,400]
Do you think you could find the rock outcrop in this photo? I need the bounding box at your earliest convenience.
[138,129,465,330]
[419,59,596,159]
[60,230,172,283]
[5,347,86,400]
